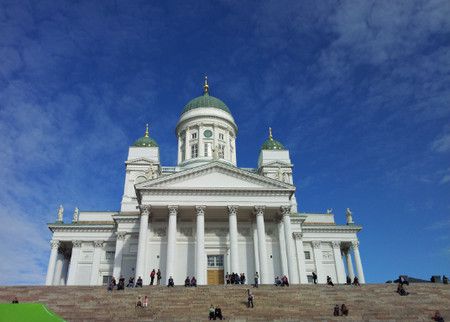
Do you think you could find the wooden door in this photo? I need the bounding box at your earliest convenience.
[207,269,224,285]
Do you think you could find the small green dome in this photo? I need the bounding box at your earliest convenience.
[181,77,231,115]
[133,124,159,147]
[261,127,285,150]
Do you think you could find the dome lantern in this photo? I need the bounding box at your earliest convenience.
[261,127,285,150]
[133,124,159,147]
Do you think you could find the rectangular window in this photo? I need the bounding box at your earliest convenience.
[219,133,224,140]
[191,144,198,158]
[102,275,113,285]
[207,255,224,268]
[191,132,197,139]
[105,251,115,261]
[304,251,311,260]
[218,144,225,158]
[204,143,210,157]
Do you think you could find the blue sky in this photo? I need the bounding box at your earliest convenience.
[0,0,449,285]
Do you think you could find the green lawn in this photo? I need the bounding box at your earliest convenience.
[0,303,65,322]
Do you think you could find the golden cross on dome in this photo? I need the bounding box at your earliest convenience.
[269,127,273,140]
[145,123,149,138]
[203,75,209,94]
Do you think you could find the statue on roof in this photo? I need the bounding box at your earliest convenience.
[346,208,354,225]
[73,207,79,223]
[57,205,64,222]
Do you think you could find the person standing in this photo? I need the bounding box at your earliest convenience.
[254,272,259,288]
[247,289,254,308]
[150,269,156,285]
[312,272,317,284]
[157,269,162,285]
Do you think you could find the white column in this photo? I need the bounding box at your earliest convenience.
[196,206,206,285]
[228,205,239,274]
[45,240,60,285]
[345,250,355,280]
[312,241,325,283]
[113,232,126,278]
[90,241,104,285]
[293,233,308,283]
[198,124,204,157]
[135,205,151,281]
[60,257,69,285]
[252,220,260,274]
[281,206,299,284]
[277,219,288,276]
[177,135,182,163]
[53,252,64,285]
[332,241,346,284]
[67,240,82,285]
[185,128,190,160]
[165,205,178,283]
[352,241,365,283]
[255,206,269,284]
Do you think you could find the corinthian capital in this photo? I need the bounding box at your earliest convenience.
[168,205,178,216]
[227,205,238,216]
[351,240,360,249]
[139,204,151,216]
[254,205,265,216]
[93,240,104,248]
[72,240,82,248]
[116,231,127,240]
[280,205,291,216]
[312,241,321,249]
[332,241,341,249]
[50,240,60,249]
[195,205,206,216]
[292,232,303,240]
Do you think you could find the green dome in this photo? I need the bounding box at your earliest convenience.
[133,125,159,147]
[182,93,231,114]
[261,127,285,150]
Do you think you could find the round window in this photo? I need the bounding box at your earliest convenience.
[204,130,213,138]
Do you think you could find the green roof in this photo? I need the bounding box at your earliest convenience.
[132,124,159,147]
[182,92,231,115]
[261,127,285,150]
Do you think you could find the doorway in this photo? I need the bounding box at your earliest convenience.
[207,255,224,285]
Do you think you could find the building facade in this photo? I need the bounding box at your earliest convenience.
[46,79,365,286]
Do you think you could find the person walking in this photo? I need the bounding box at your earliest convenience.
[247,289,254,308]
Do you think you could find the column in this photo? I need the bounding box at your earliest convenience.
[293,232,308,283]
[135,205,151,281]
[67,240,82,285]
[352,241,365,283]
[113,232,127,278]
[312,241,325,283]
[45,240,60,285]
[165,205,178,283]
[254,206,269,284]
[332,241,346,284]
[198,123,204,157]
[90,241,104,285]
[196,206,206,285]
[228,205,239,274]
[53,251,64,285]
[185,128,190,160]
[60,256,69,285]
[277,219,288,276]
[345,249,355,280]
[252,220,260,274]
[281,206,299,284]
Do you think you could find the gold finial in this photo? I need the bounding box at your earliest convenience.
[144,123,149,138]
[269,127,273,140]
[203,75,209,94]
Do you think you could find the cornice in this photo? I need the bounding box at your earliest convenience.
[140,187,293,197]
[48,223,115,233]
[302,225,362,233]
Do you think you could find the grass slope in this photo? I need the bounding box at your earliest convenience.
[0,303,65,322]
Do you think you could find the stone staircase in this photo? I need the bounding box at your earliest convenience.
[0,284,449,321]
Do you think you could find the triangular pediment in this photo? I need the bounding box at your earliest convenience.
[135,161,295,191]
[125,157,156,165]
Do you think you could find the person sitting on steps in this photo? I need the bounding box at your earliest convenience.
[209,305,215,320]
[168,276,175,287]
[396,283,409,296]
[117,276,125,290]
[432,310,444,322]
[127,277,135,288]
[143,295,148,308]
[282,275,289,286]
[12,297,19,304]
[184,276,190,287]
[190,276,197,287]
[274,276,281,286]
[215,306,223,320]
[341,304,349,316]
[346,275,351,285]
[353,276,360,286]
[333,304,340,316]
[136,296,142,308]
[135,276,143,287]
[240,273,246,284]
[327,276,334,286]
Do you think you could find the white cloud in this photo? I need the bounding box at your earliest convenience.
[432,133,450,153]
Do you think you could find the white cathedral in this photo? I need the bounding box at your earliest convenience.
[46,78,365,286]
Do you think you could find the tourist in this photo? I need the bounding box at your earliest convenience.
[333,304,340,316]
[341,304,349,316]
[157,269,162,285]
[247,289,254,308]
[274,276,281,286]
[327,276,334,286]
[230,272,235,284]
[215,305,223,320]
[185,276,190,287]
[443,275,448,284]
[399,275,409,286]
[143,295,148,308]
[190,276,197,287]
[397,283,409,296]
[353,276,360,286]
[235,273,241,284]
[241,273,246,284]
[282,275,289,287]
[209,305,215,320]
[127,277,135,287]
[107,279,114,291]
[312,272,317,284]
[117,276,125,290]
[254,272,259,288]
[136,276,143,287]
[168,276,174,287]
[111,277,117,288]
[225,273,230,285]
[12,297,19,304]
[150,269,156,285]
[431,310,444,322]
[136,296,142,308]
[346,275,351,285]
